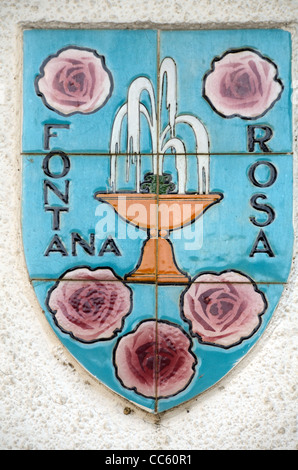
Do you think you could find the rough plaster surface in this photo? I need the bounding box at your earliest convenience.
[0,0,297,450]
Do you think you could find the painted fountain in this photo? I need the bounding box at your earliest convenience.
[95,57,222,283]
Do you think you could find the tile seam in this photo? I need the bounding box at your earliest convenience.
[30,278,288,284]
[154,28,161,414]
[21,152,294,156]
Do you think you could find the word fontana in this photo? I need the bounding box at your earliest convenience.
[42,150,122,257]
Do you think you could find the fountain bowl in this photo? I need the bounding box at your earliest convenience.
[94,191,223,283]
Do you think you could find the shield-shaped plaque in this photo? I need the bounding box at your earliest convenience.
[22,29,293,413]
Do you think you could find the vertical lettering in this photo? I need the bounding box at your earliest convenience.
[44,234,68,256]
[247,125,273,152]
[42,151,70,179]
[248,161,277,188]
[249,194,276,227]
[43,180,70,205]
[45,206,69,230]
[44,123,70,150]
[249,229,275,257]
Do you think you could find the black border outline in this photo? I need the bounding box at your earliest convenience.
[34,45,114,117]
[179,269,268,350]
[45,265,133,344]
[112,318,198,400]
[202,47,284,121]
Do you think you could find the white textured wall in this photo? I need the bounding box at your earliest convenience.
[0,0,297,450]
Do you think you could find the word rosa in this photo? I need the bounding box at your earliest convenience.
[113,320,197,398]
[203,48,283,119]
[181,270,267,348]
[46,267,132,342]
[35,46,113,115]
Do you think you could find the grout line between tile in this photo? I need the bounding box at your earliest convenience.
[154,28,161,414]
[21,152,293,156]
[29,278,288,284]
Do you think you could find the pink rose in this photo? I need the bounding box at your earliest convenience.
[46,267,132,342]
[181,270,267,348]
[35,46,113,115]
[203,49,283,119]
[113,320,197,399]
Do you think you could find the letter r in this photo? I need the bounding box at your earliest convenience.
[247,125,273,153]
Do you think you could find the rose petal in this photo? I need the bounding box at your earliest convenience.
[181,270,267,348]
[36,47,113,115]
[203,49,283,119]
[157,321,197,398]
[114,320,197,399]
[47,267,132,342]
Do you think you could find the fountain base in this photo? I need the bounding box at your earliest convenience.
[94,192,223,284]
[125,237,190,284]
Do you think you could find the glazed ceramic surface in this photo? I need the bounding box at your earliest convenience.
[22,29,293,413]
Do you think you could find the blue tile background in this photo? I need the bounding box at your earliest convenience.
[22,154,155,279]
[33,280,157,412]
[156,282,284,413]
[160,29,292,154]
[23,29,292,155]
[22,29,293,412]
[23,29,158,153]
[171,154,293,283]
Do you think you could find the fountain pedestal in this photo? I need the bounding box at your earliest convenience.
[125,236,190,283]
[94,192,223,284]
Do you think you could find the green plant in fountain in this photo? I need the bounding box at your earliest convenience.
[140,172,176,194]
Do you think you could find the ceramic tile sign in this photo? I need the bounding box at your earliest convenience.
[22,29,293,413]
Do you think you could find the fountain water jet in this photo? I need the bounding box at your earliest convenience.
[95,57,223,283]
